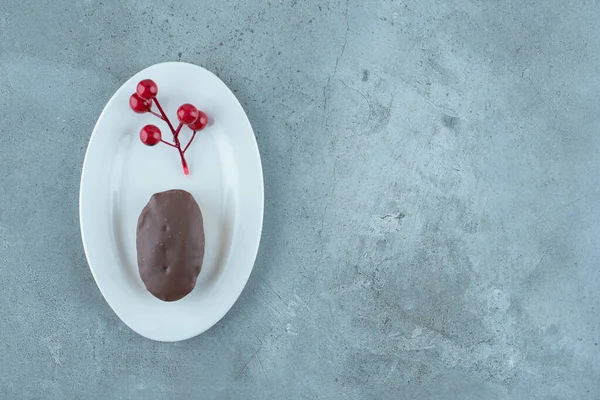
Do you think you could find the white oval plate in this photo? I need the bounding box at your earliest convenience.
[80,62,263,342]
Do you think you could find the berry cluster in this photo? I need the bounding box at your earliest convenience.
[129,79,208,175]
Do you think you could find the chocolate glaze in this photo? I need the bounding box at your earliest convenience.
[136,189,205,302]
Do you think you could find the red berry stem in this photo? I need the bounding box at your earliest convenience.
[152,99,190,175]
[160,140,177,148]
[153,98,177,134]
[149,110,164,120]
[183,131,197,154]
[178,148,189,176]
[174,122,183,138]
[169,122,188,175]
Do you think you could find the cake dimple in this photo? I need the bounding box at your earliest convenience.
[136,189,205,302]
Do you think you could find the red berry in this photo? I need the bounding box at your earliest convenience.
[140,124,161,146]
[129,93,151,113]
[177,104,199,125]
[136,79,158,100]
[188,111,208,131]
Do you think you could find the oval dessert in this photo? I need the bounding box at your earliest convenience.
[136,189,205,301]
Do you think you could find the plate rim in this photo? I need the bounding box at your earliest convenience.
[79,61,264,341]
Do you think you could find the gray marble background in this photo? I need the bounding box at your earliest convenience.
[1,0,599,399]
